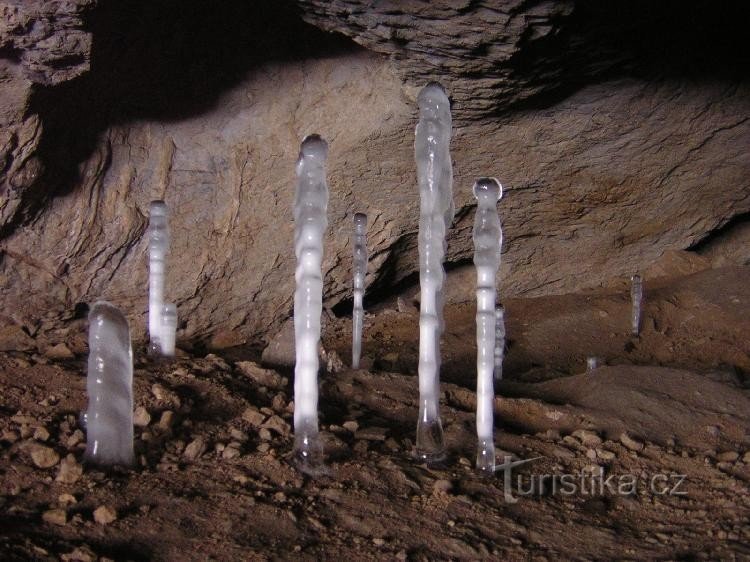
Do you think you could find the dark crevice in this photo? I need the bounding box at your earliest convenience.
[687,211,750,253]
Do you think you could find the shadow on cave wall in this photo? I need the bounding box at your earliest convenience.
[25,0,354,220]
[498,0,750,114]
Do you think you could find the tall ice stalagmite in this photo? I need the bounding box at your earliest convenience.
[292,134,329,470]
[414,82,454,463]
[148,200,170,355]
[472,178,503,473]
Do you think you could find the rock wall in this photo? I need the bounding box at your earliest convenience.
[0,1,748,348]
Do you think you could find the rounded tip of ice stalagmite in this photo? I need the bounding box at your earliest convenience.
[149,200,168,216]
[353,212,367,229]
[89,301,130,334]
[473,177,502,202]
[417,82,449,109]
[300,134,328,161]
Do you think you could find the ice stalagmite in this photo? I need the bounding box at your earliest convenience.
[414,82,454,463]
[351,213,368,369]
[148,201,170,355]
[631,274,643,336]
[494,306,505,381]
[84,301,134,466]
[472,178,503,473]
[292,134,329,470]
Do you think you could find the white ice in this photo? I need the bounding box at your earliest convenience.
[494,305,505,381]
[84,301,134,466]
[351,213,368,369]
[472,177,503,473]
[160,303,177,357]
[414,82,454,462]
[148,200,170,355]
[631,274,643,336]
[293,134,329,469]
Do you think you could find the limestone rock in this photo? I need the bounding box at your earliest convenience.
[93,505,117,525]
[0,1,746,351]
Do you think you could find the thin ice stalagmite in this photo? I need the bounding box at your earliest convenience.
[472,177,503,473]
[84,301,134,466]
[352,213,368,369]
[631,274,643,336]
[148,201,172,355]
[292,134,329,471]
[414,82,454,463]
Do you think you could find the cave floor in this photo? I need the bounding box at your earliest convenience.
[1,267,749,560]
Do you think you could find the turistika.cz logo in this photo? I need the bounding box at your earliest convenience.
[495,455,687,503]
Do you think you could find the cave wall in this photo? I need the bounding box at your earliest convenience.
[0,0,748,349]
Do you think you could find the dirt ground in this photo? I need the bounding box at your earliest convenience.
[1,265,749,560]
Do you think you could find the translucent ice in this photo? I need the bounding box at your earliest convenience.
[148,200,170,355]
[160,303,177,357]
[292,134,329,471]
[84,301,134,466]
[414,82,454,463]
[586,356,600,372]
[472,177,503,473]
[351,213,368,369]
[494,305,505,381]
[631,274,643,336]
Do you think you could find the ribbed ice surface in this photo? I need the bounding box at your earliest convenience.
[84,301,134,466]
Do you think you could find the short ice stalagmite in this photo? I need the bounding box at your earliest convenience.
[84,301,134,467]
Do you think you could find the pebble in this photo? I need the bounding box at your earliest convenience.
[743,451,750,463]
[262,415,291,436]
[354,427,389,441]
[152,384,181,407]
[222,443,241,459]
[30,445,60,468]
[183,437,207,461]
[257,442,271,453]
[717,451,739,463]
[342,420,359,433]
[235,361,287,390]
[58,493,77,506]
[133,407,151,428]
[433,479,453,495]
[241,407,266,427]
[42,508,68,526]
[44,343,75,360]
[1,429,19,443]
[596,448,616,461]
[230,428,248,442]
[259,428,273,441]
[93,505,118,525]
[372,538,386,546]
[66,430,84,448]
[33,426,50,442]
[158,410,176,431]
[61,547,96,562]
[619,432,644,452]
[572,429,603,447]
[56,454,83,484]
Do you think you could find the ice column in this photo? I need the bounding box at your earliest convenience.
[631,274,643,336]
[292,134,329,470]
[148,201,170,355]
[473,178,503,473]
[84,301,134,466]
[494,306,505,381]
[351,213,368,369]
[414,82,454,463]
